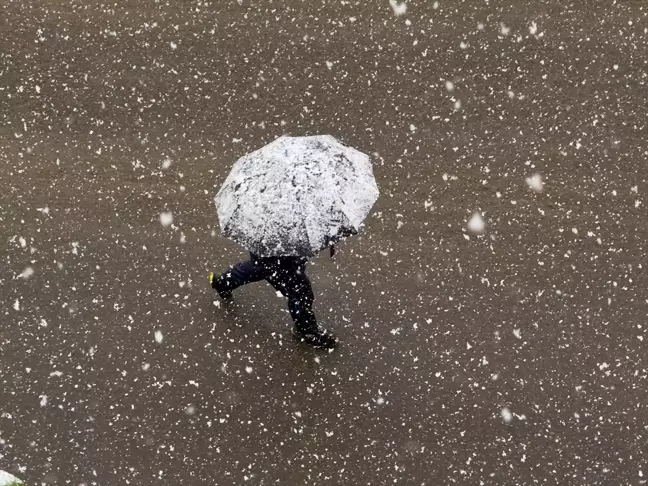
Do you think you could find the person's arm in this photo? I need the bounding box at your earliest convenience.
[328,227,358,258]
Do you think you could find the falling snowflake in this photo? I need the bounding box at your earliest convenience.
[160,212,174,227]
[19,267,34,279]
[467,212,485,234]
[526,173,544,193]
[529,21,538,35]
[501,407,513,423]
[154,330,164,343]
[389,0,407,16]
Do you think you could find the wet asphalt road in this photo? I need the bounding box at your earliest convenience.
[1,0,648,484]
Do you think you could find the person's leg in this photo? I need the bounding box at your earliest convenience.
[286,273,317,332]
[211,256,268,298]
[267,260,337,348]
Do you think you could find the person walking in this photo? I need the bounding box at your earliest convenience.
[211,135,379,349]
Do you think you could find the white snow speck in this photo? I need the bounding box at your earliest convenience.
[154,330,164,343]
[13,299,20,311]
[467,212,486,234]
[376,397,385,405]
[161,157,172,170]
[529,21,538,35]
[40,395,48,407]
[389,0,407,16]
[500,23,511,35]
[501,407,513,423]
[19,237,27,248]
[513,329,522,339]
[526,173,544,193]
[170,41,178,50]
[245,366,253,374]
[160,212,174,227]
[445,80,454,92]
[19,267,34,279]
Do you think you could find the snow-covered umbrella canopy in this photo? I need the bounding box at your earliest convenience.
[215,135,379,257]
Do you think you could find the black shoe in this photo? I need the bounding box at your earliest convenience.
[209,272,233,301]
[293,325,338,349]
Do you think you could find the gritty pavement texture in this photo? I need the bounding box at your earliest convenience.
[1,0,647,484]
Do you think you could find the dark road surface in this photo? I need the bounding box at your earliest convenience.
[1,0,648,484]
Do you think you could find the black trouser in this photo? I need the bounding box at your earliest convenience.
[215,254,317,332]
